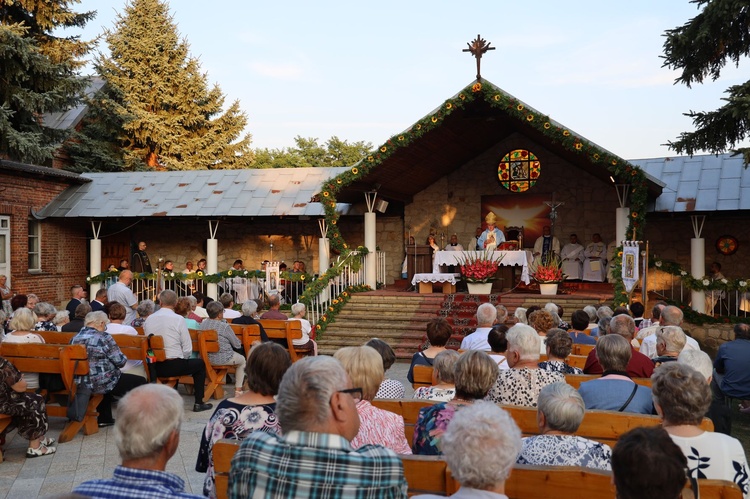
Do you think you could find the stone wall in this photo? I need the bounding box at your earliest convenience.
[686,322,736,357]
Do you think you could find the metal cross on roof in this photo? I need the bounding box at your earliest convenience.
[463,34,495,81]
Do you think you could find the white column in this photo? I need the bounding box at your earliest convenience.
[615,207,629,244]
[691,238,706,314]
[365,212,377,289]
[207,220,219,300]
[318,237,330,302]
[89,222,102,296]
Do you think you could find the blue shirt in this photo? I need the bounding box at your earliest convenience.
[569,331,597,345]
[71,326,127,393]
[714,338,750,399]
[229,430,407,498]
[578,378,654,415]
[73,465,203,498]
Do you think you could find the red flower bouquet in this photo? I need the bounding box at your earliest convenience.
[458,250,504,283]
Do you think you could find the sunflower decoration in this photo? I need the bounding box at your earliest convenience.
[526,114,534,122]
[543,122,551,130]
[398,135,404,141]
[380,146,387,153]
[227,270,233,276]
[336,179,342,184]
[563,130,570,137]
[631,212,638,218]
[352,167,359,174]
[575,143,582,150]
[431,116,438,123]
[459,94,466,100]
[446,102,453,110]
[494,94,501,102]
[472,82,482,92]
[323,191,329,197]
[516,104,524,111]
[593,153,600,160]
[416,124,422,130]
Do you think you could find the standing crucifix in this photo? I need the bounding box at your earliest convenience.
[463,34,495,81]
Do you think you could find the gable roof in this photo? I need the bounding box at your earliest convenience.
[333,79,663,205]
[0,159,90,185]
[36,167,349,219]
[631,153,750,213]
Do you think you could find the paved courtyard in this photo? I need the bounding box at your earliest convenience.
[0,361,414,498]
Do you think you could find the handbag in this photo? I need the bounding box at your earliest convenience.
[67,383,92,422]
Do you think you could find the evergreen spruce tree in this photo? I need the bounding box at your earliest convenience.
[663,0,750,164]
[68,0,253,171]
[0,1,93,163]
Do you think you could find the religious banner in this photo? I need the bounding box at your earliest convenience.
[265,262,281,295]
[621,241,640,293]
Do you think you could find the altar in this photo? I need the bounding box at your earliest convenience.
[434,250,530,284]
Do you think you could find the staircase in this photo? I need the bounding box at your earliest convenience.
[316,292,444,359]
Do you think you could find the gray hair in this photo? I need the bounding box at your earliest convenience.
[596,334,631,372]
[513,307,527,325]
[276,356,349,432]
[185,295,197,309]
[678,349,713,382]
[610,314,635,340]
[34,302,56,318]
[441,401,522,489]
[544,302,558,314]
[506,324,541,361]
[495,304,508,323]
[84,310,109,327]
[159,290,177,307]
[241,300,259,316]
[660,306,683,327]
[53,310,70,325]
[597,317,611,336]
[651,362,711,426]
[476,303,498,327]
[219,292,234,308]
[538,382,585,433]
[656,326,686,353]
[596,306,613,320]
[433,349,460,384]
[206,301,224,319]
[583,305,597,322]
[291,303,306,316]
[136,299,155,318]
[115,384,183,461]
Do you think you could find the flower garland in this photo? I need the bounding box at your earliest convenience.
[651,258,750,293]
[316,80,649,306]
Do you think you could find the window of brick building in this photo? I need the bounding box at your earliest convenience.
[28,220,40,271]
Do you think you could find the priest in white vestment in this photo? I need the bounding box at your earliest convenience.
[560,233,584,280]
[532,226,560,266]
[582,233,607,282]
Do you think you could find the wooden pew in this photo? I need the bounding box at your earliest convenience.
[229,323,261,354]
[573,343,596,356]
[161,329,227,402]
[538,354,587,370]
[257,320,304,361]
[371,399,714,448]
[399,455,742,499]
[0,414,11,462]
[564,373,653,389]
[0,342,103,444]
[213,439,241,499]
[411,365,433,390]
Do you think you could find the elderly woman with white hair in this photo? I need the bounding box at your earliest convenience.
[412,349,459,402]
[516,382,611,470]
[32,302,58,331]
[653,363,749,497]
[414,401,522,499]
[289,302,317,354]
[233,300,270,342]
[485,324,564,407]
[130,299,155,328]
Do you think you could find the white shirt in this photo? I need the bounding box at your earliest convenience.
[106,323,142,371]
[223,308,241,319]
[460,327,493,350]
[640,330,700,359]
[143,307,192,359]
[444,243,464,252]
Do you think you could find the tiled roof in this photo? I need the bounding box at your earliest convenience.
[0,159,89,184]
[43,77,106,131]
[36,167,350,219]
[630,154,749,213]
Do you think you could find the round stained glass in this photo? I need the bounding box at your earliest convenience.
[498,149,540,193]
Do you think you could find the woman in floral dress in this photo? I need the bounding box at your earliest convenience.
[412,350,458,402]
[196,342,291,498]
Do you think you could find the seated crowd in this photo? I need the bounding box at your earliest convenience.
[1,282,749,499]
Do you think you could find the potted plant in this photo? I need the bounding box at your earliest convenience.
[530,254,565,295]
[457,250,504,294]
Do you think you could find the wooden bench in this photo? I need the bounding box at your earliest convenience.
[564,373,653,389]
[213,440,741,499]
[0,414,11,462]
[538,354,587,369]
[157,329,227,402]
[411,365,434,390]
[573,343,596,356]
[371,399,714,448]
[257,319,305,361]
[0,342,103,444]
[229,323,262,354]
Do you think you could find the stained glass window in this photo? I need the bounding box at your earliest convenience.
[498,149,540,193]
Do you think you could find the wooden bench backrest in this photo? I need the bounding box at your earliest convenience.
[214,439,241,499]
[538,354,587,369]
[564,373,653,389]
[573,343,596,356]
[229,323,261,353]
[257,319,303,361]
[412,365,434,389]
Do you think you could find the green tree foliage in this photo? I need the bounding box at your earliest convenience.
[253,136,372,168]
[0,1,93,163]
[663,0,750,164]
[67,0,253,171]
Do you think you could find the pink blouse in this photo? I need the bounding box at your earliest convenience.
[350,400,412,455]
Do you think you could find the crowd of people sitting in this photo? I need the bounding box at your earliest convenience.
[1,280,749,498]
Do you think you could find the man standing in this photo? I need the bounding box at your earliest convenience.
[73,384,204,498]
[90,288,108,312]
[460,303,497,351]
[582,233,607,282]
[228,356,407,498]
[560,234,584,280]
[107,270,138,326]
[131,241,153,273]
[468,227,482,251]
[532,226,560,265]
[144,290,212,412]
[477,212,505,251]
[583,314,654,378]
[66,285,87,316]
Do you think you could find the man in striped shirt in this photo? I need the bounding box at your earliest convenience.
[229,356,408,498]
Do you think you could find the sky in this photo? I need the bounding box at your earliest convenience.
[66,0,750,161]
